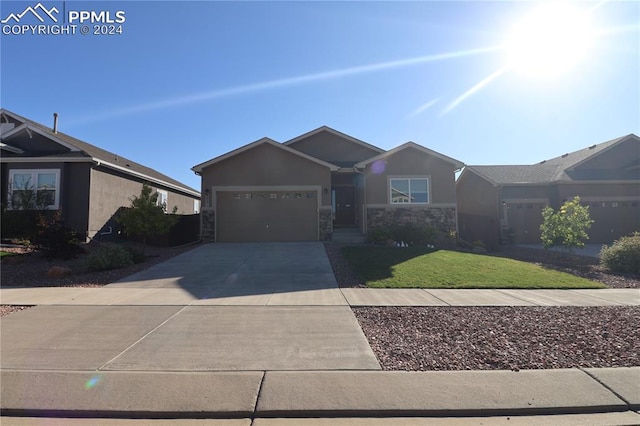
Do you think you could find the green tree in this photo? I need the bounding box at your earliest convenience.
[117,184,178,253]
[540,196,594,253]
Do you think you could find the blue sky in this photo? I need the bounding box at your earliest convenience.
[1,1,638,191]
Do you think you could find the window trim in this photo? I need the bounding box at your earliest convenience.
[156,189,168,212]
[389,176,430,205]
[8,168,60,210]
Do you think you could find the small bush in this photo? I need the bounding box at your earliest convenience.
[125,246,147,264]
[84,244,134,272]
[391,224,437,246]
[599,233,640,274]
[0,209,39,240]
[472,240,486,249]
[34,211,84,259]
[368,228,392,245]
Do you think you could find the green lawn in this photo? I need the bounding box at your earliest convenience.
[0,251,17,259]
[342,247,604,289]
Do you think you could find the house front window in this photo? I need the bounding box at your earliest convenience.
[9,169,60,210]
[390,177,429,204]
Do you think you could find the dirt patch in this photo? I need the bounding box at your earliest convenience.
[354,306,640,371]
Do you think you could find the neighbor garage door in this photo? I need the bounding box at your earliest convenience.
[507,202,546,244]
[216,190,318,242]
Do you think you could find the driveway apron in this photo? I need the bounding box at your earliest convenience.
[0,243,380,372]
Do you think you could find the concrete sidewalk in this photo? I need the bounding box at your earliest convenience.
[2,242,638,423]
[2,368,638,419]
[2,287,638,306]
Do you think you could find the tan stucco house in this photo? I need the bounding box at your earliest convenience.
[456,134,640,248]
[1,109,200,241]
[192,126,464,242]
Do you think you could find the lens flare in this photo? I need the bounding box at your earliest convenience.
[85,374,102,389]
[371,160,386,174]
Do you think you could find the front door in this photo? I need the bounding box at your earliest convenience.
[333,186,355,226]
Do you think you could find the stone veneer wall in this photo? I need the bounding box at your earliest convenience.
[319,208,333,241]
[201,209,216,242]
[366,206,457,237]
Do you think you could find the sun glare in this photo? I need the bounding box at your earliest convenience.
[505,3,595,78]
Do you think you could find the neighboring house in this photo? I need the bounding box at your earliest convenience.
[457,134,640,248]
[1,109,200,241]
[192,126,464,242]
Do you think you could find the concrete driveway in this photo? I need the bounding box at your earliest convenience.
[0,243,380,372]
[107,242,346,305]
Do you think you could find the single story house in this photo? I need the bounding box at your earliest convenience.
[192,126,464,242]
[456,134,640,248]
[1,109,200,241]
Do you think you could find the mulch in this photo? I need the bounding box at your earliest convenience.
[324,242,639,371]
[1,242,199,288]
[354,305,640,371]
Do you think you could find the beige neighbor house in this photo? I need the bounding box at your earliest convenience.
[192,126,464,243]
[1,109,200,241]
[456,134,640,249]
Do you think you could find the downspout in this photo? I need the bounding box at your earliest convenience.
[454,166,464,240]
[353,165,366,235]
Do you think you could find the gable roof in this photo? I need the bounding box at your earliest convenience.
[464,134,639,185]
[467,164,563,185]
[283,125,385,154]
[191,137,340,173]
[0,109,199,197]
[355,141,464,170]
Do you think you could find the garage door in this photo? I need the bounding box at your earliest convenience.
[507,203,546,244]
[216,190,318,242]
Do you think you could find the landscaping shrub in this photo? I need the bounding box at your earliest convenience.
[33,211,84,259]
[0,208,39,241]
[540,197,593,253]
[391,224,437,246]
[368,228,392,245]
[84,244,134,272]
[599,233,640,274]
[125,246,147,264]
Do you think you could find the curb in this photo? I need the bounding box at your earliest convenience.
[2,368,638,419]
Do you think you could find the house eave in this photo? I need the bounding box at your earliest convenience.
[356,142,464,169]
[0,142,25,154]
[283,125,385,153]
[192,137,339,173]
[1,156,200,198]
[96,158,201,198]
[0,156,95,164]
[0,122,81,152]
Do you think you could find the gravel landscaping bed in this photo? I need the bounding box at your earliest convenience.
[1,243,199,316]
[0,305,33,317]
[325,243,640,289]
[1,243,199,288]
[354,306,640,371]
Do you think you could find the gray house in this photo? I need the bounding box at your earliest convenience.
[1,109,200,241]
[192,126,464,242]
[456,134,640,248]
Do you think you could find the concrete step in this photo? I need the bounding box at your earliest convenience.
[331,229,366,245]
